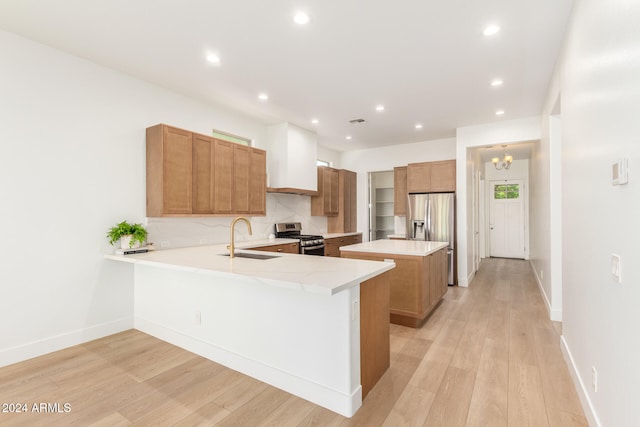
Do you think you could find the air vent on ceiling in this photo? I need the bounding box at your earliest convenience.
[349,118,366,125]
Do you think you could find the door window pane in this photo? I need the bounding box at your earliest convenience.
[494,183,519,199]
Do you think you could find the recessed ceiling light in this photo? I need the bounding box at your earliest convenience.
[206,53,221,65]
[258,93,269,101]
[496,110,505,116]
[375,105,385,112]
[346,136,352,140]
[311,119,319,124]
[483,25,500,36]
[415,124,423,129]
[490,79,503,87]
[293,12,309,25]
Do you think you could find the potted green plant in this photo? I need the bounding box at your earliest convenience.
[107,220,148,249]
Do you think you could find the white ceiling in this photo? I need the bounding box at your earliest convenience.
[0,0,573,152]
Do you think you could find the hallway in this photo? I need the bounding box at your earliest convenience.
[0,259,587,426]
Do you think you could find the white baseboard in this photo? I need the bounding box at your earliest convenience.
[560,336,601,427]
[134,317,362,418]
[529,261,562,321]
[0,316,133,368]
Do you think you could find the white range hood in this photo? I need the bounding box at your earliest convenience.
[266,123,318,195]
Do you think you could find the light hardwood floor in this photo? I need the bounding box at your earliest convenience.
[0,258,587,426]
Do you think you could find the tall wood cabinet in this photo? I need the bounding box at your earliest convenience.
[328,169,357,233]
[311,166,339,216]
[393,166,407,216]
[147,124,266,217]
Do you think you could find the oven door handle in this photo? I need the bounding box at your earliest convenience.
[302,244,325,251]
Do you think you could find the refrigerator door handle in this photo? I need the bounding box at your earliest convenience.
[426,198,431,241]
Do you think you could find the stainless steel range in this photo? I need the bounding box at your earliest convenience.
[275,222,325,256]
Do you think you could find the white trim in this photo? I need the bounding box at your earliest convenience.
[530,261,562,321]
[134,317,362,417]
[560,336,601,427]
[459,270,474,287]
[0,317,133,368]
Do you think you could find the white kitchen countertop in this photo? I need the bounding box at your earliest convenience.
[105,240,394,296]
[323,232,363,239]
[340,239,449,257]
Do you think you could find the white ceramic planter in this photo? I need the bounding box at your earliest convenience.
[120,235,141,249]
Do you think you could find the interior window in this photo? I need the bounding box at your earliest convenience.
[317,159,330,166]
[212,129,251,146]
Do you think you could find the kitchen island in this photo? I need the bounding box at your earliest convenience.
[341,239,449,328]
[105,240,394,417]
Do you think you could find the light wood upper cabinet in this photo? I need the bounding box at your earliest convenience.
[407,162,431,193]
[430,160,456,192]
[213,139,234,214]
[147,124,193,216]
[192,134,214,214]
[328,169,357,233]
[249,148,266,215]
[393,166,407,216]
[147,124,267,217]
[311,166,339,216]
[233,144,250,213]
[407,160,456,193]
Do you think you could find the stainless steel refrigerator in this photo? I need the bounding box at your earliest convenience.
[406,193,455,285]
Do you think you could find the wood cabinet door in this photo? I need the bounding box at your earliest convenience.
[163,126,193,214]
[192,134,214,214]
[347,171,357,231]
[407,162,431,193]
[327,168,339,215]
[233,144,250,213]
[394,166,407,215]
[249,148,266,215]
[430,160,456,192]
[213,139,233,214]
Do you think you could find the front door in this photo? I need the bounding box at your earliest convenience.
[489,179,525,259]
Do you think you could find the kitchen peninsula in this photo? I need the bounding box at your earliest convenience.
[341,239,449,328]
[106,240,394,417]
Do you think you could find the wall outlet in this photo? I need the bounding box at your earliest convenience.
[194,311,202,325]
[592,366,598,392]
[541,269,544,280]
[160,241,170,248]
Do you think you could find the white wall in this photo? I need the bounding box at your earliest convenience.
[547,1,640,426]
[0,30,271,366]
[456,117,541,286]
[340,138,456,240]
[530,87,563,321]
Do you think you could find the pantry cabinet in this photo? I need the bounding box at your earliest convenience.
[311,166,339,216]
[146,124,266,217]
[328,169,357,233]
[393,166,407,216]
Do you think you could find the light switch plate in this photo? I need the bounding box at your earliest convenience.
[611,254,622,283]
[612,158,628,185]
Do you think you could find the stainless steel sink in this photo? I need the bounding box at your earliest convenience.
[218,252,280,260]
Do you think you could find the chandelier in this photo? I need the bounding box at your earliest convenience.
[492,145,513,170]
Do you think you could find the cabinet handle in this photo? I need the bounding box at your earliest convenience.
[277,248,283,252]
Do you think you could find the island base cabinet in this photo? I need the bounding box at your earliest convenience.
[342,248,448,328]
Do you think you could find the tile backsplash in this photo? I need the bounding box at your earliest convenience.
[146,193,327,249]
